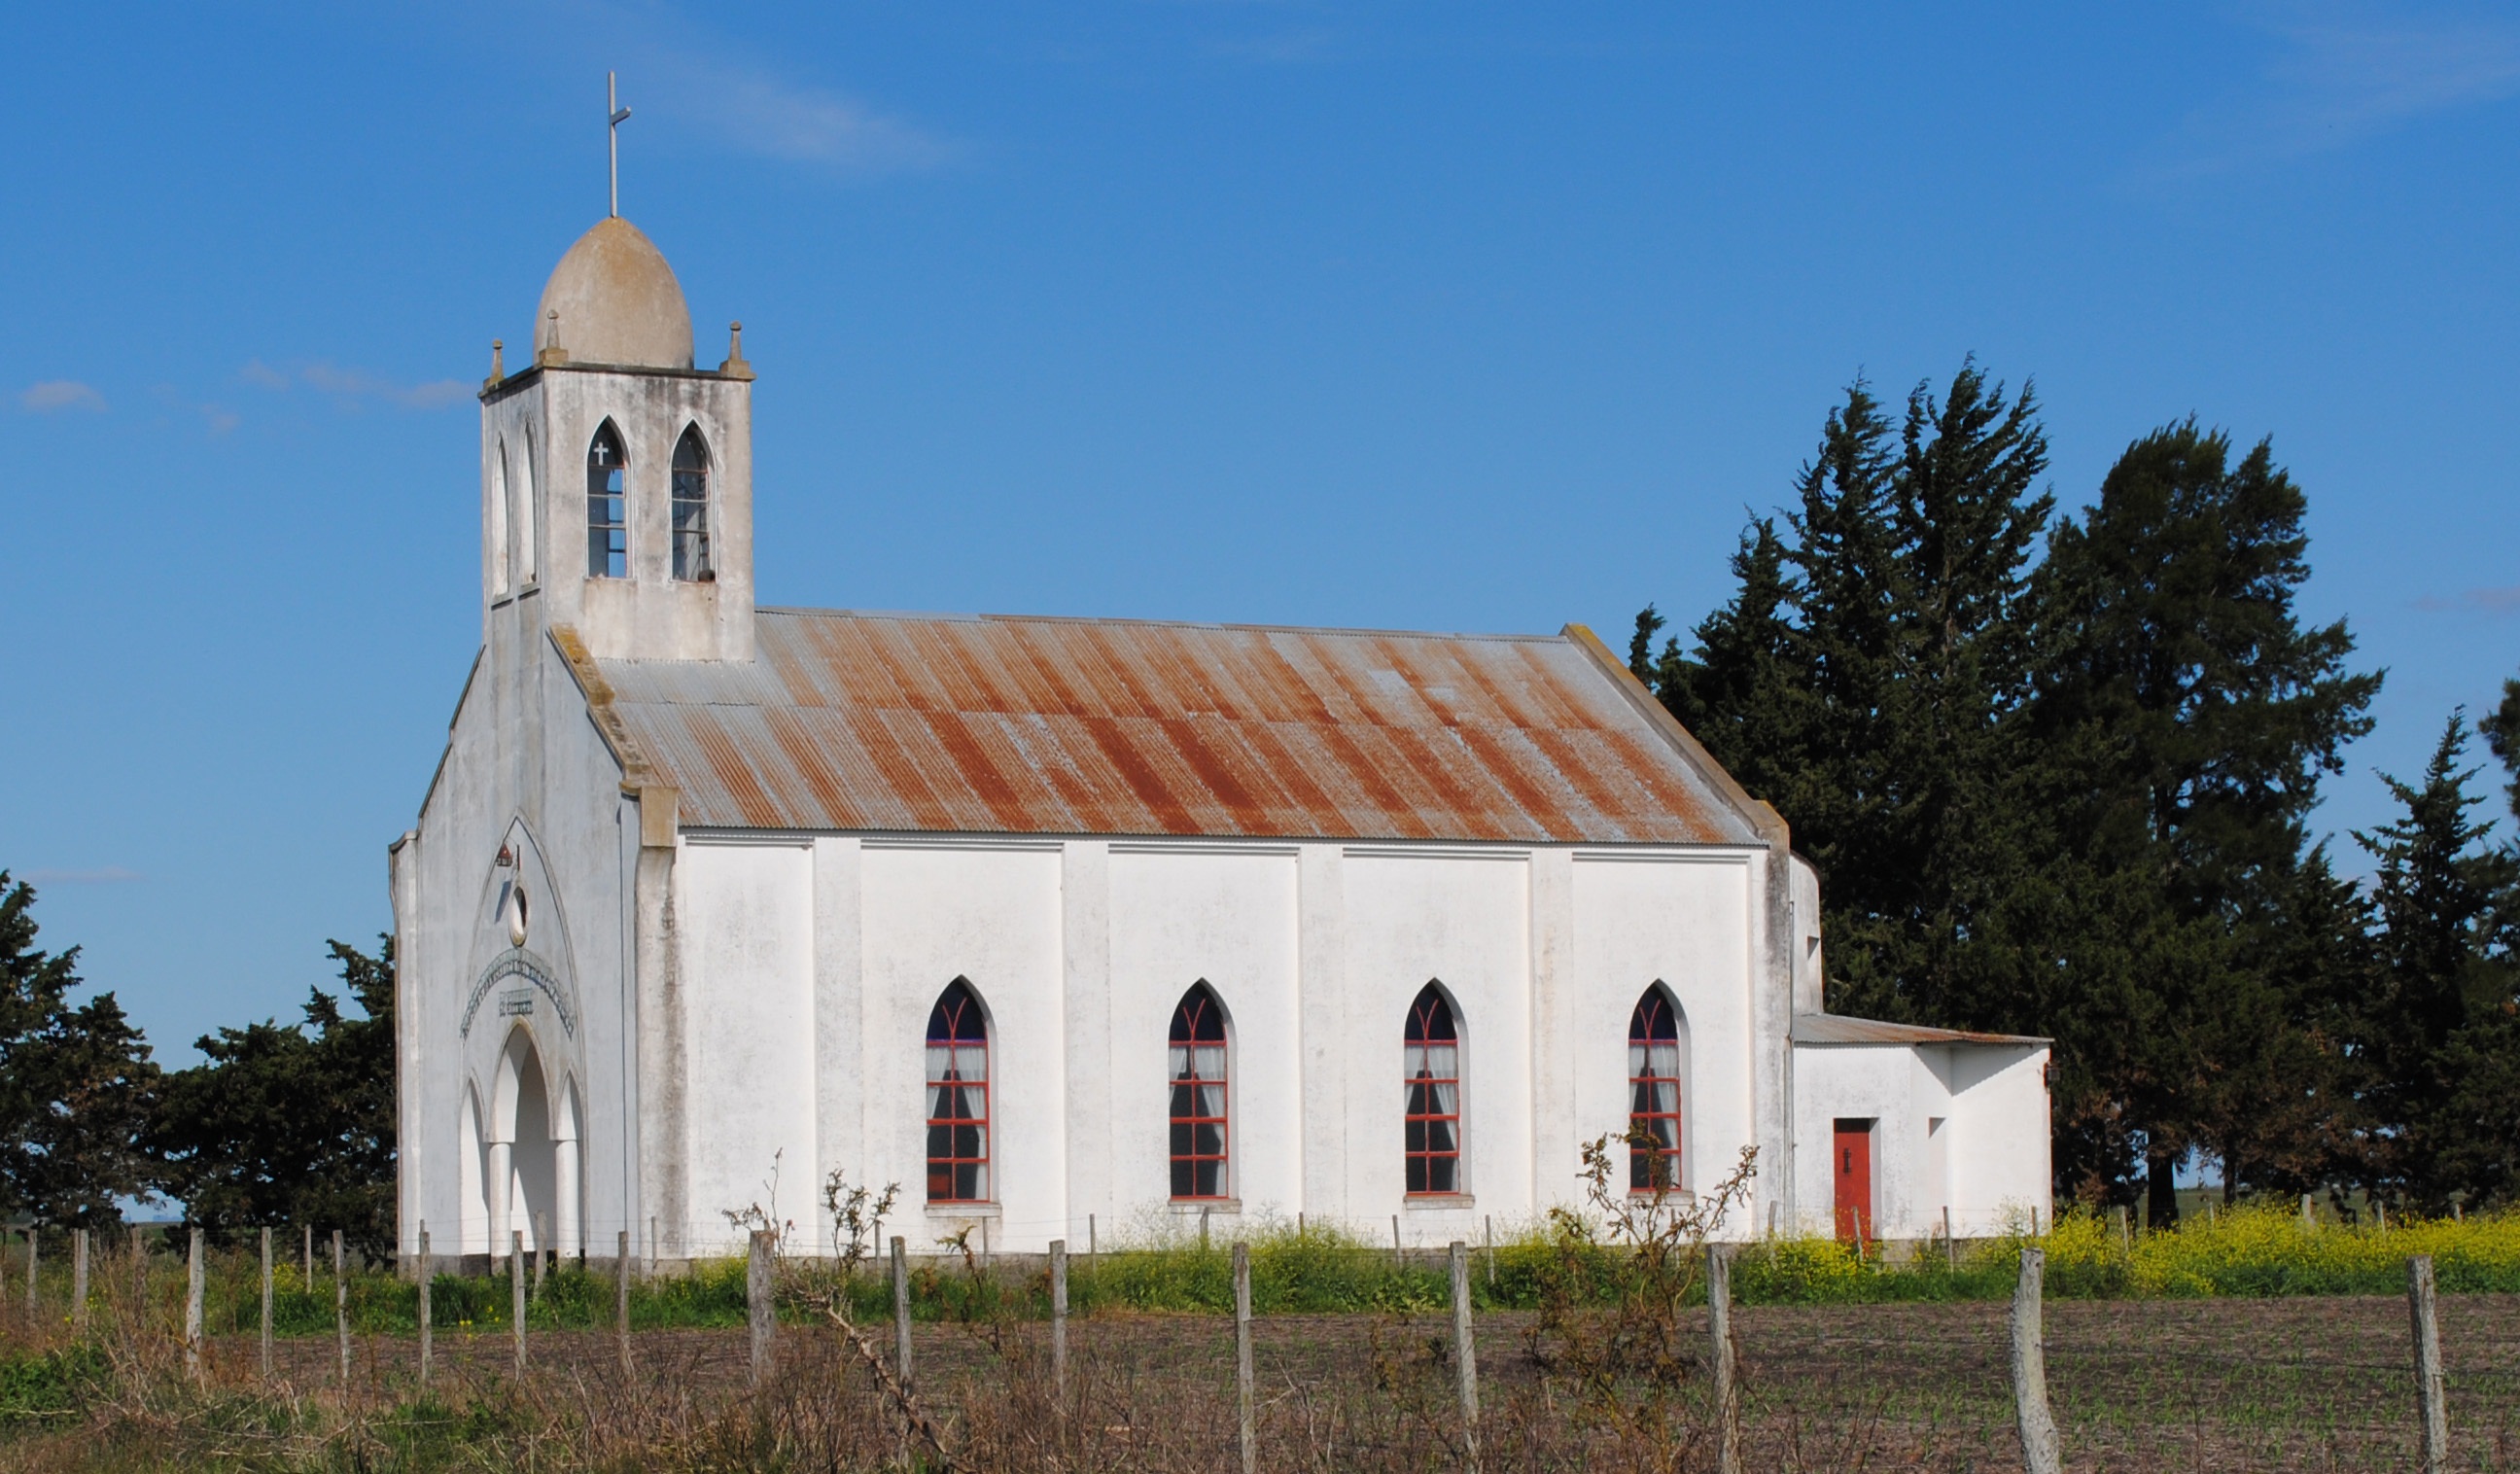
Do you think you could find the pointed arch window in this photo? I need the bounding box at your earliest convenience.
[671,426,713,581]
[585,423,627,578]
[926,980,991,1203]
[1629,989,1683,1191]
[490,445,511,596]
[517,430,538,582]
[1169,984,1229,1200]
[1404,984,1461,1195]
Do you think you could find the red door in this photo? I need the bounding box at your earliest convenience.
[1833,1119,1874,1245]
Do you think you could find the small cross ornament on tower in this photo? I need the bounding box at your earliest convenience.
[608,71,632,218]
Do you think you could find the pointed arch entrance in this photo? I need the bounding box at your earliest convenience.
[487,1027,581,1259]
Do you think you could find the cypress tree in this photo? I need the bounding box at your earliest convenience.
[0,873,159,1228]
[2027,423,2377,1219]
[2351,717,2520,1211]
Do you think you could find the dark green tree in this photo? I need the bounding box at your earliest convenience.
[147,937,397,1253]
[1639,363,2052,1030]
[2350,717,2520,1211]
[0,873,159,1228]
[2026,423,2378,1220]
[2483,674,2520,823]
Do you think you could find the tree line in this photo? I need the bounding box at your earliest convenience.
[1630,360,2520,1221]
[0,874,394,1250]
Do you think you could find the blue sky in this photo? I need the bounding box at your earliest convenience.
[5,2,2516,1064]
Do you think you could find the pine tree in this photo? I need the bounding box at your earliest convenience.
[2026,423,2377,1219]
[0,873,159,1227]
[2484,674,2520,824]
[147,937,398,1253]
[1645,364,2051,1028]
[2351,717,2520,1210]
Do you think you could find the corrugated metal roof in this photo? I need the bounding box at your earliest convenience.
[587,608,1763,845]
[1792,1013,2049,1047]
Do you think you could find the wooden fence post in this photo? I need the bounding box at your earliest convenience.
[616,1229,632,1374]
[25,1228,38,1318]
[890,1236,913,1390]
[1049,1238,1069,1405]
[2011,1246,2061,1474]
[258,1228,271,1377]
[2114,1205,2129,1251]
[510,1230,527,1377]
[1485,1214,1496,1288]
[534,1211,550,1296]
[1450,1240,1481,1474]
[2409,1254,2449,1474]
[72,1229,88,1334]
[332,1229,350,1386]
[1943,1206,1956,1271]
[1709,1243,1739,1474]
[185,1229,204,1380]
[129,1228,144,1333]
[648,1216,658,1279]
[748,1229,776,1387]
[2300,1193,2315,1231]
[1391,1214,1402,1270]
[1234,1242,1256,1474]
[302,1224,311,1289]
[1088,1212,1097,1263]
[418,1226,432,1387]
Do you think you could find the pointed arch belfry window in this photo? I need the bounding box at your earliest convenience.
[926,980,991,1203]
[1404,983,1461,1195]
[1168,983,1229,1200]
[585,423,627,578]
[671,425,712,581]
[1628,988,1683,1191]
[490,443,511,596]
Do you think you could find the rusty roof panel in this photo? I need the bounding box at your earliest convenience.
[592,609,1763,845]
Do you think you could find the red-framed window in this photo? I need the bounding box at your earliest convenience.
[1168,983,1229,1200]
[926,979,990,1203]
[1404,983,1461,1195]
[1628,989,1682,1191]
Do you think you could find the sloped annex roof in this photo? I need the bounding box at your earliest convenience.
[1791,1013,2050,1047]
[581,607,1771,845]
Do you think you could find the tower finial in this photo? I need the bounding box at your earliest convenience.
[608,72,632,218]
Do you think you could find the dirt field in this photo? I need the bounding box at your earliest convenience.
[195,1293,2519,1471]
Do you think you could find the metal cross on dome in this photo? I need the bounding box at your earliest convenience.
[608,71,632,218]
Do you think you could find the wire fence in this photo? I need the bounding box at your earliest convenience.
[1,1226,2514,1471]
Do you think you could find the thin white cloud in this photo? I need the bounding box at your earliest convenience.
[2415,585,2520,614]
[151,384,238,435]
[21,867,144,885]
[20,379,105,413]
[645,53,961,174]
[299,362,470,409]
[2150,6,2520,176]
[246,360,468,410]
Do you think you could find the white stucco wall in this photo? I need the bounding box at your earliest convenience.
[1569,855,1757,1219]
[677,840,817,1251]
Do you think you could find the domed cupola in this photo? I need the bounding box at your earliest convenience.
[533,217,694,370]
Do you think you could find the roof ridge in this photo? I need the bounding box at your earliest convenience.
[746,605,1567,645]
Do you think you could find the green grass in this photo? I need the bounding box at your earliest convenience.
[28,1203,2520,1338]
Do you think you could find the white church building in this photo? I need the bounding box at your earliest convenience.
[390,211,2052,1268]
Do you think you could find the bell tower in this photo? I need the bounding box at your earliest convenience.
[476,214,756,663]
